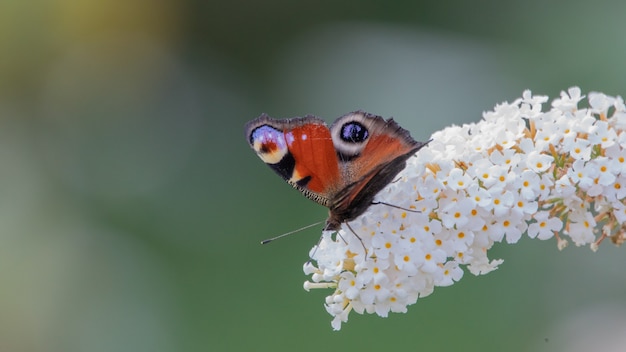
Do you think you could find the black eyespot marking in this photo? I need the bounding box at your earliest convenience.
[268,151,295,180]
[340,122,368,143]
[248,132,256,145]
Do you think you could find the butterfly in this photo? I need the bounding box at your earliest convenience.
[244,110,428,232]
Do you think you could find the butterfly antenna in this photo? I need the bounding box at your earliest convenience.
[261,221,324,244]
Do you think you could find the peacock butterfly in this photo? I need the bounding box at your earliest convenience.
[244,111,428,231]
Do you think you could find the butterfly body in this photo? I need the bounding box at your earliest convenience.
[245,111,427,231]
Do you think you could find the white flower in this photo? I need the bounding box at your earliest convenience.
[526,151,553,173]
[489,189,515,216]
[568,159,596,189]
[360,277,391,306]
[567,138,593,160]
[513,198,538,216]
[440,197,473,229]
[356,257,390,285]
[537,174,554,200]
[435,261,464,287]
[551,86,584,111]
[514,170,540,200]
[527,211,562,240]
[593,157,617,187]
[607,175,626,201]
[567,211,597,246]
[446,168,473,191]
[606,144,626,174]
[304,87,626,330]
[589,120,618,149]
[490,149,522,170]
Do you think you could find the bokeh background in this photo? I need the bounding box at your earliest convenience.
[2,1,626,351]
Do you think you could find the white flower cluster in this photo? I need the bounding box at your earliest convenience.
[304,87,626,330]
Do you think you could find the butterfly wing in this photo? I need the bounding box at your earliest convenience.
[333,112,422,176]
[245,111,428,231]
[245,114,343,207]
[324,111,428,229]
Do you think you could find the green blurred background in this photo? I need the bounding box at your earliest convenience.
[1,1,625,351]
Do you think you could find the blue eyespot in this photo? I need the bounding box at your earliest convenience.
[340,122,368,143]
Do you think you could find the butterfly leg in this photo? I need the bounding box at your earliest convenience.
[370,201,421,213]
[308,223,368,264]
[344,222,368,257]
[307,233,326,264]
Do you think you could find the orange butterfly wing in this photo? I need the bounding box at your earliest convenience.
[325,111,426,228]
[245,115,342,207]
